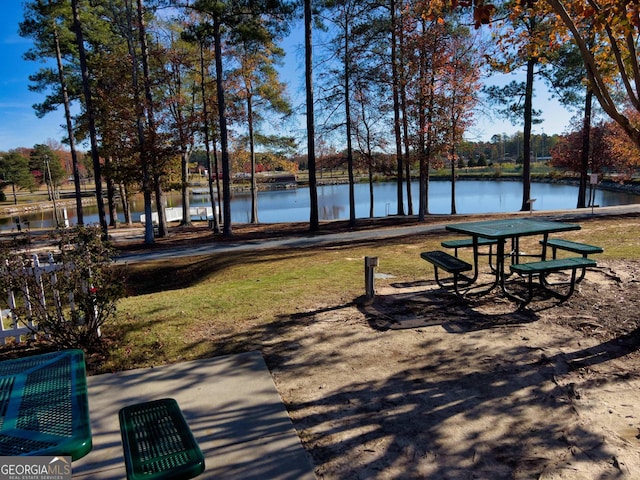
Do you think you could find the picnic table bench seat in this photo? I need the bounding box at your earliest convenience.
[508,257,596,307]
[420,250,472,295]
[542,238,604,258]
[119,398,205,480]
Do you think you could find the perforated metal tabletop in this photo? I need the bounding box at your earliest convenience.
[446,218,581,239]
[0,349,92,460]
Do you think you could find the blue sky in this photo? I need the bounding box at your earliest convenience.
[0,2,70,151]
[0,2,575,153]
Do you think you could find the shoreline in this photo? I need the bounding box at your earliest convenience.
[1,177,639,222]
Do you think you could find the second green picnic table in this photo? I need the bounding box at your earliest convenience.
[0,349,92,460]
[436,217,598,304]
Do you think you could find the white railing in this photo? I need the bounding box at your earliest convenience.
[139,206,217,224]
[0,254,98,344]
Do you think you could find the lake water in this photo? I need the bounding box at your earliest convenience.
[3,179,639,230]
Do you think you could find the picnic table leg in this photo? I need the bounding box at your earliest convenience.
[538,233,586,287]
[506,266,583,309]
[503,273,534,308]
[466,237,502,296]
[511,237,519,264]
[541,234,557,287]
[539,268,581,301]
[497,239,507,292]
[467,237,481,283]
[540,233,550,261]
[432,267,470,296]
[488,242,498,273]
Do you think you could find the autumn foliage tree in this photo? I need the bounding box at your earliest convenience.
[550,109,640,178]
[550,123,612,174]
[404,15,449,218]
[228,17,292,224]
[603,108,640,176]
[400,4,481,217]
[455,0,640,152]
[440,27,482,214]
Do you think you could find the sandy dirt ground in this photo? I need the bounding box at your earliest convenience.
[265,259,640,479]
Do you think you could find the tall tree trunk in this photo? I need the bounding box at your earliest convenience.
[44,156,61,227]
[71,0,106,236]
[344,25,356,227]
[214,19,233,236]
[390,0,404,215]
[138,0,167,237]
[402,107,412,215]
[425,82,434,216]
[417,19,429,221]
[305,0,319,231]
[368,161,374,218]
[520,57,535,212]
[174,48,191,228]
[153,175,166,234]
[52,19,83,225]
[119,182,132,225]
[248,95,259,224]
[213,137,223,224]
[450,132,457,215]
[577,87,593,208]
[423,63,437,218]
[358,96,375,218]
[398,15,412,215]
[418,115,427,220]
[180,149,192,226]
[105,159,117,226]
[126,0,153,244]
[199,39,220,233]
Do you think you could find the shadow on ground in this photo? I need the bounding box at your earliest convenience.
[251,277,640,478]
[360,279,540,332]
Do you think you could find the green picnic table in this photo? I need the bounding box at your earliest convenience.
[0,349,92,460]
[438,218,599,306]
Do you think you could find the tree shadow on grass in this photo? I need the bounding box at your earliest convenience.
[122,248,316,296]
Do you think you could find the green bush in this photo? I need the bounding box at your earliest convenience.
[0,226,125,351]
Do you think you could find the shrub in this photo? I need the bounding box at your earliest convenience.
[0,225,125,351]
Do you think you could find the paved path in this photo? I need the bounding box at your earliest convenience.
[73,351,316,479]
[114,205,640,263]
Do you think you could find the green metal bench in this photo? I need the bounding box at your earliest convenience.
[542,238,604,258]
[508,257,596,306]
[421,250,472,295]
[119,398,205,480]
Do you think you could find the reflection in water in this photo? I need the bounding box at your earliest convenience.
[2,180,639,230]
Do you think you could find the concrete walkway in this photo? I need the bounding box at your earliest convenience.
[114,204,640,263]
[72,351,316,479]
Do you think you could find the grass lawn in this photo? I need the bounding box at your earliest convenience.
[96,212,638,374]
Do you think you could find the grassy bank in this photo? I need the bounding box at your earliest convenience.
[96,213,640,374]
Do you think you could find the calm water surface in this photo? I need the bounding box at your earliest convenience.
[3,179,639,230]
[224,179,640,223]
